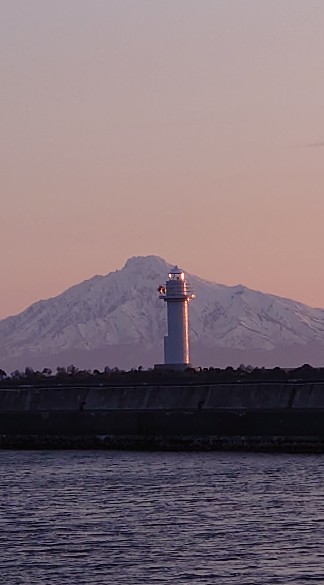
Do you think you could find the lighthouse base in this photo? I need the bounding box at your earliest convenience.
[154,363,193,372]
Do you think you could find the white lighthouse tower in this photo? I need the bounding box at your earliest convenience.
[158,266,195,369]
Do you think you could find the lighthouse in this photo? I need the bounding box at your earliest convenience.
[158,266,195,369]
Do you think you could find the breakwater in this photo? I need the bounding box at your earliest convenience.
[1,382,324,451]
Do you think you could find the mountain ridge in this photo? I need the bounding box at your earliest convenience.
[1,255,324,371]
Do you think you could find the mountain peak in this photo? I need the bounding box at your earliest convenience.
[123,255,168,271]
[1,256,324,371]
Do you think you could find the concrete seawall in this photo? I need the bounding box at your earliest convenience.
[1,382,324,451]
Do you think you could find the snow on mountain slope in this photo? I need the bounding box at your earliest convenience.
[1,255,324,367]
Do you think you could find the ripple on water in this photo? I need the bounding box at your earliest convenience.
[1,451,324,584]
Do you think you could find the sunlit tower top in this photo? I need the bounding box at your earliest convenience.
[158,266,195,369]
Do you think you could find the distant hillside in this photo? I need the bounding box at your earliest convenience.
[1,255,324,372]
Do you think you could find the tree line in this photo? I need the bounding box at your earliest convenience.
[0,362,323,388]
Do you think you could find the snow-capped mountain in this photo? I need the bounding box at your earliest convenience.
[1,255,324,371]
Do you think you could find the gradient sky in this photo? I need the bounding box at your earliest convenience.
[1,0,324,318]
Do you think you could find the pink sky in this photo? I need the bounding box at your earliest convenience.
[1,0,324,318]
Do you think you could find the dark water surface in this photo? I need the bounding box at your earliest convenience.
[1,451,324,584]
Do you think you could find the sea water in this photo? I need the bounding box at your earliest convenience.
[1,451,324,584]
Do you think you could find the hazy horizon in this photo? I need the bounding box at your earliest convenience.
[2,1,324,318]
